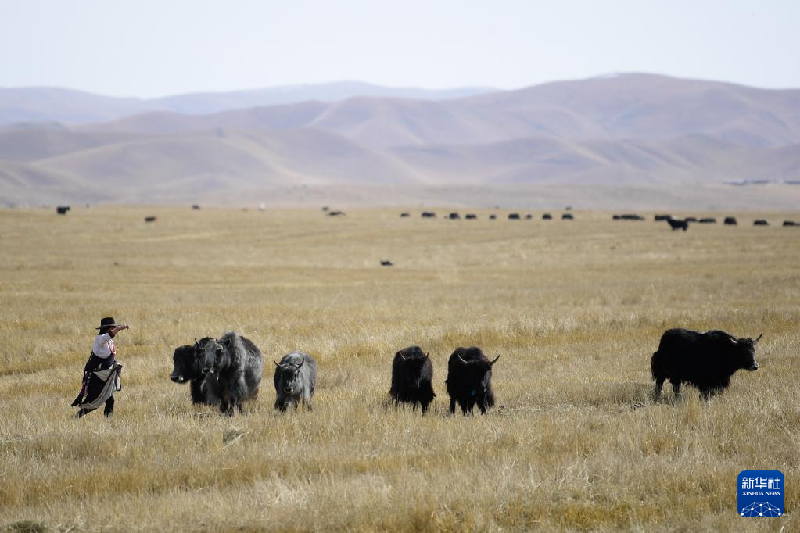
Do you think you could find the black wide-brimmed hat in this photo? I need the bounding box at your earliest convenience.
[95,317,120,330]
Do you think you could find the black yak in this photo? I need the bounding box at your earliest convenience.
[508,213,520,220]
[273,351,317,411]
[446,347,499,415]
[389,346,436,414]
[667,218,688,231]
[754,219,769,226]
[542,213,552,220]
[651,328,761,400]
[199,332,264,415]
[170,340,220,405]
[724,216,737,226]
[561,213,574,220]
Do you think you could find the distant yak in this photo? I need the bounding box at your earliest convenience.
[723,216,737,226]
[667,218,688,231]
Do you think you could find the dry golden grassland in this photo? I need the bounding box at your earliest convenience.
[0,206,798,532]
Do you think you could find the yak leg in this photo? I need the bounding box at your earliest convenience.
[421,400,430,415]
[304,390,313,411]
[463,398,474,415]
[671,380,682,399]
[654,378,665,401]
[449,398,456,414]
[478,398,488,415]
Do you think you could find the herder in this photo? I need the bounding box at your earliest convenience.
[71,317,129,417]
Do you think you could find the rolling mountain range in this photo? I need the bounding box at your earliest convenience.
[1,74,799,205]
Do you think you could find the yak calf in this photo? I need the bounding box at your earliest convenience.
[274,352,317,411]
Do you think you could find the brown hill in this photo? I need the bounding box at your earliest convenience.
[3,74,800,206]
[80,74,800,149]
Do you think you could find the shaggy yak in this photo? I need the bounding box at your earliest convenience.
[446,347,500,415]
[389,346,436,414]
[170,340,221,405]
[198,332,264,415]
[651,328,761,400]
[274,351,317,411]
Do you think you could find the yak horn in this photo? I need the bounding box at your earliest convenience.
[754,333,763,344]
[274,360,281,367]
[729,337,738,345]
[457,354,469,364]
[490,355,500,365]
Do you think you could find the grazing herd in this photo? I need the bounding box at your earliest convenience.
[407,211,568,221]
[605,212,794,231]
[170,328,761,416]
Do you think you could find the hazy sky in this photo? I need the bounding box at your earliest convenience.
[1,0,798,97]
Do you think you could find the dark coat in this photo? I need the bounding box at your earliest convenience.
[651,328,761,399]
[389,346,435,414]
[445,347,499,415]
